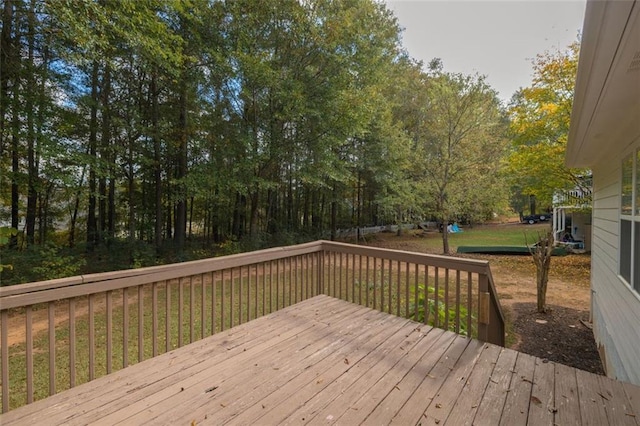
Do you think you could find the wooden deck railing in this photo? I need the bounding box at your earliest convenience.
[0,240,504,413]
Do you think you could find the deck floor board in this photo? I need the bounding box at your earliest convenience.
[1,295,638,426]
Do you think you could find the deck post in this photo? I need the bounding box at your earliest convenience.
[478,274,490,343]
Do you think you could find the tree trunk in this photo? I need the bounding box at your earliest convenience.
[0,0,14,159]
[25,0,37,246]
[529,230,554,313]
[330,187,337,241]
[99,63,111,242]
[151,72,163,249]
[10,69,20,248]
[87,61,99,250]
[174,78,188,250]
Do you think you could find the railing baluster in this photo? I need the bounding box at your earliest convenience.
[269,261,273,313]
[138,285,144,362]
[26,306,33,403]
[434,267,439,328]
[373,257,377,310]
[405,262,410,318]
[424,265,430,325]
[152,283,158,357]
[467,272,473,338]
[48,302,55,396]
[294,256,298,304]
[388,259,393,314]
[89,293,95,379]
[123,288,129,367]
[455,271,461,334]
[345,253,350,302]
[332,252,337,297]
[211,271,216,335]
[414,264,419,321]
[106,290,113,374]
[380,258,385,312]
[366,256,370,308]
[201,274,206,339]
[221,270,226,332]
[230,268,235,328]
[262,263,267,315]
[178,278,184,347]
[255,264,259,320]
[302,255,307,301]
[190,276,195,343]
[276,260,280,310]
[358,255,362,305]
[246,265,251,320]
[165,282,171,352]
[69,299,76,388]
[352,253,356,303]
[396,260,401,317]
[2,310,9,413]
[444,269,450,331]
[239,266,243,324]
[340,253,344,300]
[288,257,293,306]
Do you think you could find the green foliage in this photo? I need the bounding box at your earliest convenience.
[1,0,516,284]
[0,227,19,272]
[506,41,589,208]
[30,243,85,281]
[408,69,509,252]
[410,284,474,336]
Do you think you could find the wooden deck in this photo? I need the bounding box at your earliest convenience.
[1,295,638,425]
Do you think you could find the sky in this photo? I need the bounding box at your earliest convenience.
[385,0,586,103]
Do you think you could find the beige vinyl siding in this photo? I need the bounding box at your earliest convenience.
[590,153,640,385]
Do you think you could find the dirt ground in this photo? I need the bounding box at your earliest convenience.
[366,227,604,375]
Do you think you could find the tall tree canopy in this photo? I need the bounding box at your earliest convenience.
[1,0,510,283]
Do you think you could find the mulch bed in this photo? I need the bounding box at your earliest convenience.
[511,302,605,375]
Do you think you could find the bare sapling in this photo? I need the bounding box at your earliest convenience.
[526,229,554,313]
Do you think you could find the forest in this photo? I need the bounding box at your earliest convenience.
[0,0,580,285]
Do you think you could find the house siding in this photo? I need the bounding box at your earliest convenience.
[591,143,640,385]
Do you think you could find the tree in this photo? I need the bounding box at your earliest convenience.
[507,41,588,209]
[413,69,508,254]
[527,229,554,313]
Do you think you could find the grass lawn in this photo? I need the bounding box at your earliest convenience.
[365,222,552,253]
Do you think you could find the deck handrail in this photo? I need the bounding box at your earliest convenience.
[0,240,505,413]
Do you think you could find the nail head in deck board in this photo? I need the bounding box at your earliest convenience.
[1,296,638,426]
